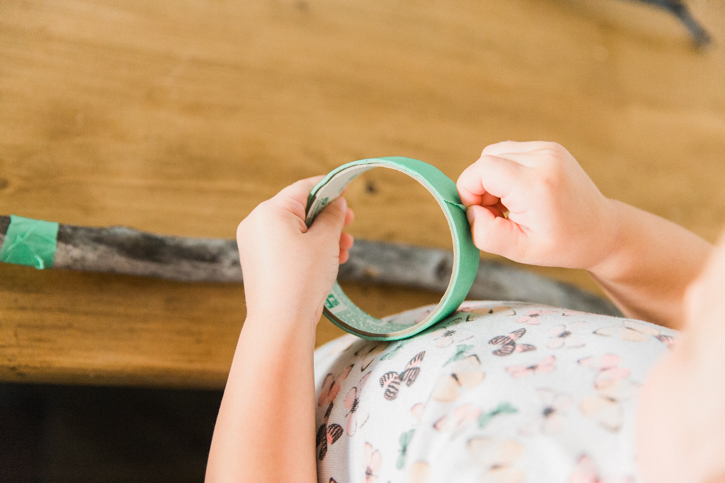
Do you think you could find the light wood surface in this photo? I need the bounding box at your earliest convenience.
[1,0,723,388]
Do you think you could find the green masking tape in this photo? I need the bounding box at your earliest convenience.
[0,215,60,270]
[306,157,480,341]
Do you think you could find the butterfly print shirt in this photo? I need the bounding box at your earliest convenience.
[313,301,677,483]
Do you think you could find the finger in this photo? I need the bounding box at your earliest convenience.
[339,248,350,264]
[274,175,325,205]
[480,192,501,208]
[344,207,355,227]
[270,176,325,220]
[466,204,528,261]
[309,197,347,239]
[482,141,553,158]
[486,204,505,218]
[457,155,524,208]
[340,232,354,251]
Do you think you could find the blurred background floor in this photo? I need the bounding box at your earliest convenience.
[0,0,724,478]
[0,382,221,482]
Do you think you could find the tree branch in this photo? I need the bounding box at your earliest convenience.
[0,215,621,316]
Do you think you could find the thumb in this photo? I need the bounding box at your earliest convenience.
[309,197,347,239]
[467,204,527,261]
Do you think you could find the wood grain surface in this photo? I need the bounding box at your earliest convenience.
[1,0,723,388]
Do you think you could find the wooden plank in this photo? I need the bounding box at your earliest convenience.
[0,0,723,387]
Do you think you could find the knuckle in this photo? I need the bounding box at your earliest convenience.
[512,238,528,261]
[539,170,560,190]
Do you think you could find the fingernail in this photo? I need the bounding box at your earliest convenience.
[466,206,475,223]
[337,197,347,211]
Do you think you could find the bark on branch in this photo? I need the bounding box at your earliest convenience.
[0,215,621,316]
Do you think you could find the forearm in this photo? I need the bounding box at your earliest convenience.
[588,200,713,330]
[205,314,318,483]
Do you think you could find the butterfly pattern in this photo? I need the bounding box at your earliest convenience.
[355,342,389,371]
[569,454,635,483]
[316,402,343,461]
[478,402,518,429]
[379,351,425,400]
[313,302,677,483]
[364,442,382,483]
[547,322,587,349]
[595,320,677,349]
[433,354,486,402]
[460,303,516,321]
[578,354,630,390]
[431,324,473,348]
[467,437,526,483]
[343,372,372,436]
[396,429,414,469]
[519,388,573,435]
[489,328,536,356]
[506,355,556,378]
[318,364,353,407]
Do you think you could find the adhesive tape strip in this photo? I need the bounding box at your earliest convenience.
[306,157,480,341]
[0,215,60,270]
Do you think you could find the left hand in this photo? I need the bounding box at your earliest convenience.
[236,176,354,325]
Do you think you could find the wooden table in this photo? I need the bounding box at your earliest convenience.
[1,0,724,388]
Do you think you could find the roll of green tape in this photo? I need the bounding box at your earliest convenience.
[306,157,480,341]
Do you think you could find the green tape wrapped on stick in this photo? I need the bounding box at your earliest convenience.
[0,215,60,270]
[305,157,480,341]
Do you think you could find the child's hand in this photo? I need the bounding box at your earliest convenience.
[457,141,617,270]
[236,177,354,325]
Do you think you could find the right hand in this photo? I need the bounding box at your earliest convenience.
[456,141,618,271]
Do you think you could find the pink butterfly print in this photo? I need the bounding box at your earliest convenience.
[519,388,573,435]
[577,354,630,390]
[316,402,343,461]
[344,372,372,436]
[579,379,638,432]
[516,308,556,325]
[364,442,382,483]
[460,304,516,321]
[415,309,432,323]
[411,402,426,422]
[506,355,556,378]
[379,351,425,400]
[560,309,586,317]
[318,364,353,407]
[569,454,634,483]
[595,320,677,349]
[432,355,485,403]
[433,403,482,432]
[489,328,536,356]
[547,323,587,349]
[467,438,525,483]
[432,325,473,348]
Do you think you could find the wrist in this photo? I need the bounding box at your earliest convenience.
[244,283,327,327]
[585,198,625,277]
[245,299,323,330]
[242,310,319,348]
